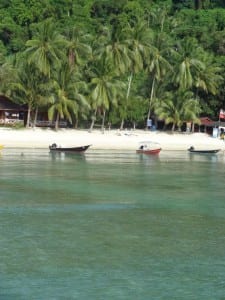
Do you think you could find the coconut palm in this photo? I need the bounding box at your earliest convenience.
[0,56,16,94]
[88,58,126,132]
[155,90,201,131]
[145,32,172,124]
[9,59,48,128]
[64,26,92,69]
[102,23,132,76]
[194,54,223,96]
[97,25,132,129]
[171,39,222,127]
[172,37,205,91]
[118,19,154,129]
[193,57,223,121]
[25,18,67,78]
[125,20,153,73]
[141,6,173,127]
[48,62,90,130]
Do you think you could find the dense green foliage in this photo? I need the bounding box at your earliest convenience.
[0,0,225,130]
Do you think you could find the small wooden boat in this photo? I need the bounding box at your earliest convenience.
[188,146,220,154]
[49,143,91,153]
[136,141,161,155]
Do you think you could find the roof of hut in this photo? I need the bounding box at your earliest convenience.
[0,95,27,111]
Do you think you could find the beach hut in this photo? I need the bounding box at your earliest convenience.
[198,117,217,134]
[0,95,27,126]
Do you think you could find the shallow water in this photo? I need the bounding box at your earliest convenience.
[0,149,225,299]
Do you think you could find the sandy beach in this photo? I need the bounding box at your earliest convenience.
[0,127,224,151]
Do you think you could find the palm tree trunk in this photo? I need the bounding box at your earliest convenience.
[194,0,201,10]
[68,49,75,67]
[172,123,175,132]
[120,119,124,131]
[74,118,78,129]
[89,109,97,132]
[55,112,59,130]
[147,77,155,125]
[120,73,133,130]
[33,107,38,127]
[26,104,32,128]
[101,110,105,133]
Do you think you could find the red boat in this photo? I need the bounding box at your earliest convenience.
[136,141,161,155]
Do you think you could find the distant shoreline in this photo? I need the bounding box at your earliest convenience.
[0,128,224,151]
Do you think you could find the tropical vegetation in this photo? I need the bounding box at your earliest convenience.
[0,0,224,131]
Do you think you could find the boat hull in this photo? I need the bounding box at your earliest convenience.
[49,144,91,153]
[188,149,220,154]
[136,148,161,155]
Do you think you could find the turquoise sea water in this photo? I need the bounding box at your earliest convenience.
[0,149,225,300]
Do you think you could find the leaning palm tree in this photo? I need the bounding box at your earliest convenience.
[48,62,90,130]
[25,18,67,78]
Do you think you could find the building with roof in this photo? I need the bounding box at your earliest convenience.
[0,95,27,126]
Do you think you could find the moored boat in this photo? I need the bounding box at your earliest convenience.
[188,146,220,154]
[49,143,91,153]
[136,141,161,155]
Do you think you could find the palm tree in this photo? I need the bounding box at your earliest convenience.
[125,20,153,73]
[194,54,223,96]
[88,58,126,132]
[9,60,48,128]
[119,19,154,129]
[0,56,16,94]
[170,39,222,130]
[172,37,205,91]
[25,18,67,78]
[48,62,90,130]
[155,90,201,131]
[64,26,91,69]
[102,23,132,76]
[142,6,173,128]
[145,34,172,125]
[96,24,132,130]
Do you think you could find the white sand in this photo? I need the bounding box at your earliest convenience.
[0,127,224,151]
